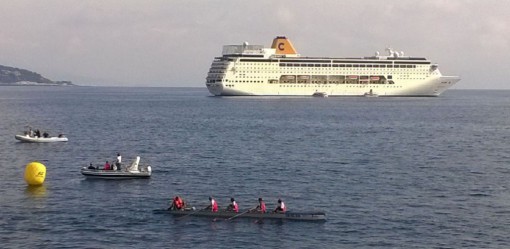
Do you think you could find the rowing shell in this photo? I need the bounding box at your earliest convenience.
[163,209,326,221]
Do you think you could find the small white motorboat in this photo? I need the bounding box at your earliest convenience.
[312,92,328,98]
[81,156,152,179]
[363,89,378,97]
[15,134,68,143]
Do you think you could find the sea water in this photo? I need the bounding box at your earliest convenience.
[1,86,509,248]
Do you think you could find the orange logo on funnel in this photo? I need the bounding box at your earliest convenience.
[271,36,297,55]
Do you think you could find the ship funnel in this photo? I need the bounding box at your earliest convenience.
[271,36,298,55]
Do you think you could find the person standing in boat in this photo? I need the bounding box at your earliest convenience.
[255,197,266,213]
[206,196,218,212]
[273,199,286,213]
[227,197,239,213]
[115,153,122,171]
[104,161,111,170]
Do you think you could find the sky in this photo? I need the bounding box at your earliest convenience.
[0,0,509,89]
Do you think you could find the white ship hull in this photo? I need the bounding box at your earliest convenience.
[207,75,459,97]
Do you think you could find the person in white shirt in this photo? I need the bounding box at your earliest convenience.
[273,199,286,213]
[116,153,122,170]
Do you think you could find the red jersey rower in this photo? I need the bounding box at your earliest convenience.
[273,199,286,213]
[207,196,218,212]
[169,196,185,210]
[227,197,239,213]
[256,197,266,213]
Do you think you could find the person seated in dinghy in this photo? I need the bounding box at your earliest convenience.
[104,161,111,170]
[88,163,96,170]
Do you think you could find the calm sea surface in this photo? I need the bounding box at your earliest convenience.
[1,86,510,248]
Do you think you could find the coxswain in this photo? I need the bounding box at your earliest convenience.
[227,197,239,213]
[169,196,185,210]
[207,196,218,212]
[256,197,266,213]
[273,199,286,213]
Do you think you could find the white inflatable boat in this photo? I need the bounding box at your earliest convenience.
[81,156,152,179]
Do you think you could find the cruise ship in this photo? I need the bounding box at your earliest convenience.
[206,36,460,96]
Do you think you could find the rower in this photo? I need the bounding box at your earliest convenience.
[273,199,286,213]
[256,197,266,213]
[169,196,185,210]
[206,196,218,212]
[227,197,239,213]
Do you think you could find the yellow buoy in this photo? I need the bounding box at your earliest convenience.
[24,162,46,186]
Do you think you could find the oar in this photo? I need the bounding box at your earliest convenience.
[176,206,208,220]
[152,209,170,214]
[226,206,257,221]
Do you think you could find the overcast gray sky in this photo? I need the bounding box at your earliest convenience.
[1,0,509,89]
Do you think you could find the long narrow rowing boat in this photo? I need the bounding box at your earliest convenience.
[163,209,326,222]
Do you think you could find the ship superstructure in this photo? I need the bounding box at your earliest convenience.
[206,36,460,96]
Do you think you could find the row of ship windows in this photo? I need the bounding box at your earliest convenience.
[211,64,422,69]
[278,85,403,88]
[276,81,395,84]
[209,79,422,84]
[233,61,429,65]
[207,75,430,83]
[207,80,265,83]
[210,81,393,84]
[279,63,419,68]
[209,68,429,74]
[218,84,404,89]
[208,81,395,85]
[230,73,426,79]
[210,64,426,70]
